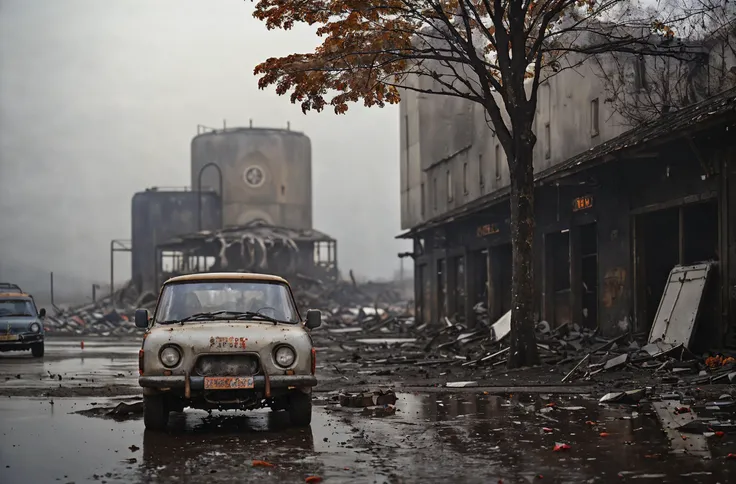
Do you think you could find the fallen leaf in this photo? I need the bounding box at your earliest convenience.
[727,453,736,459]
[306,477,323,483]
[599,432,610,437]
[542,427,554,433]
[553,443,571,452]
[585,421,597,426]
[715,431,725,437]
[253,460,275,468]
[546,402,556,408]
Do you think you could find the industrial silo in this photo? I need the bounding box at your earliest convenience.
[191,126,313,230]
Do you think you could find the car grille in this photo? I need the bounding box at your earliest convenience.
[194,354,260,377]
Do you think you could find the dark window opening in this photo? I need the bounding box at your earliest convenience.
[447,169,453,202]
[591,98,600,137]
[580,223,598,329]
[638,207,681,330]
[472,249,489,318]
[636,200,719,331]
[546,231,571,327]
[452,255,466,321]
[420,182,425,217]
[463,162,468,195]
[479,153,485,188]
[489,243,513,322]
[437,259,447,320]
[495,144,501,180]
[683,201,719,264]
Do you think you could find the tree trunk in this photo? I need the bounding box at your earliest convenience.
[506,131,540,369]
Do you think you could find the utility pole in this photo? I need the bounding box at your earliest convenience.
[50,272,55,306]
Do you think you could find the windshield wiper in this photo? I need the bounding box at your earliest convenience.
[0,313,33,317]
[229,311,288,325]
[157,311,228,325]
[158,311,292,325]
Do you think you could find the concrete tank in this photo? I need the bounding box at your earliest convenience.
[191,127,312,230]
[131,189,221,293]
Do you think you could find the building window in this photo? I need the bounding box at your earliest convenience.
[420,182,425,216]
[463,162,468,195]
[544,123,551,160]
[591,98,599,137]
[447,169,453,202]
[404,114,410,190]
[634,57,648,91]
[495,144,501,180]
[433,176,438,210]
[479,153,485,188]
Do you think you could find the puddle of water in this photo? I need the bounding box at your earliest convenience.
[1,393,734,484]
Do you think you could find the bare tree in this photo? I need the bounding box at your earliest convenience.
[252,0,729,368]
[593,0,736,125]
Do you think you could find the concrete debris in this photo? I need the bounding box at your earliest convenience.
[339,390,397,408]
[43,281,148,336]
[445,381,479,388]
[600,389,646,404]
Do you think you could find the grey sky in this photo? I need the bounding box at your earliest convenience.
[0,0,409,302]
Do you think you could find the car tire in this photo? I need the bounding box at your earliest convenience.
[287,391,312,427]
[31,343,44,358]
[143,395,169,431]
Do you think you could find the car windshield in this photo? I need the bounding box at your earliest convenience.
[154,280,300,324]
[0,299,36,318]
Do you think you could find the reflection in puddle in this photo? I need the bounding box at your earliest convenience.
[1,394,733,484]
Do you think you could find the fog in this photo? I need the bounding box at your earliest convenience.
[0,0,409,304]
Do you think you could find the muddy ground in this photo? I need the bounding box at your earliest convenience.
[1,336,735,483]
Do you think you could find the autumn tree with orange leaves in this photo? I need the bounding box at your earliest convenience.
[252,0,730,368]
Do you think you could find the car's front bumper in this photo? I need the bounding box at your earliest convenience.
[0,333,43,351]
[139,374,317,391]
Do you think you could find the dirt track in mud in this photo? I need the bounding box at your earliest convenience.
[1,336,735,483]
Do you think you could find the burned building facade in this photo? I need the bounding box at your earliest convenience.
[399,48,736,349]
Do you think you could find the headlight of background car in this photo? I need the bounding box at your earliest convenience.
[274,345,296,368]
[29,322,41,333]
[160,346,181,368]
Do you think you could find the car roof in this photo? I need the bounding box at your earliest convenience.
[0,292,32,299]
[164,272,290,286]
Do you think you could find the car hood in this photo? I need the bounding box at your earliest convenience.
[147,320,310,348]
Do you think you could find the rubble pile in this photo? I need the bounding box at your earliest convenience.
[292,275,414,328]
[43,281,151,336]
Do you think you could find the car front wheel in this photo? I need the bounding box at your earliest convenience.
[287,391,312,427]
[31,343,44,358]
[143,395,169,431]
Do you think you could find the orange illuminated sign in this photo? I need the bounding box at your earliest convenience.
[573,195,594,212]
[476,223,500,237]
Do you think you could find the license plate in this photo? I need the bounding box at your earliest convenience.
[0,335,19,341]
[204,376,255,390]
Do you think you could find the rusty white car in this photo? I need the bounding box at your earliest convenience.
[135,272,321,431]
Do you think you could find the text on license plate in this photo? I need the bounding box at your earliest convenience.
[204,376,255,390]
[0,335,19,341]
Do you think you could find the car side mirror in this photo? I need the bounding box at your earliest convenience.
[39,308,46,319]
[134,309,150,329]
[305,309,321,330]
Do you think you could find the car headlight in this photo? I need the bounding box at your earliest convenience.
[160,346,181,368]
[29,322,41,334]
[274,345,296,368]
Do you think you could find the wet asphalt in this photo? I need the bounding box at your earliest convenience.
[1,338,735,483]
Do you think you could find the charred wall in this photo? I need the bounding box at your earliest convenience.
[411,131,735,344]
